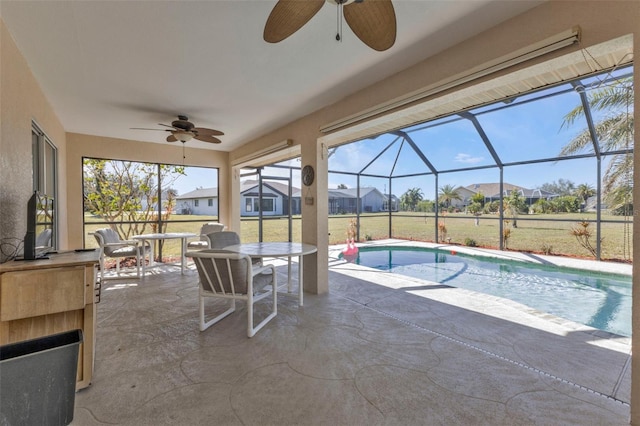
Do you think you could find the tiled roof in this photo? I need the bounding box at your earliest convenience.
[241,180,301,197]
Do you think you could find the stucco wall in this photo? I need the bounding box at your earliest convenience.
[0,21,67,261]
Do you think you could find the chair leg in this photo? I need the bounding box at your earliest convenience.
[200,296,236,332]
[135,250,141,278]
[247,270,278,338]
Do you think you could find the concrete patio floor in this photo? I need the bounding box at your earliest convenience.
[73,243,631,425]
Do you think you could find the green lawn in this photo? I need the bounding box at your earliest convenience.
[83,211,633,262]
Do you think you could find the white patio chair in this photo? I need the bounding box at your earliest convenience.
[92,228,149,280]
[208,231,262,266]
[187,249,277,337]
[187,222,225,249]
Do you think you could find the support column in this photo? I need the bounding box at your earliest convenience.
[301,140,328,295]
[629,29,640,425]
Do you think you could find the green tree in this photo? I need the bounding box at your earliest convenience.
[83,159,185,239]
[337,183,348,189]
[539,179,576,196]
[470,192,485,206]
[400,187,424,211]
[438,184,461,210]
[574,183,596,208]
[560,76,633,208]
[416,200,435,212]
[531,198,551,214]
[504,191,527,227]
[467,202,483,226]
[483,200,500,214]
[607,184,633,215]
[550,195,581,213]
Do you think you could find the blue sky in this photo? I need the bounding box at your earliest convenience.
[172,166,219,195]
[325,88,602,199]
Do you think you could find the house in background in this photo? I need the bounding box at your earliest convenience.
[453,183,557,208]
[176,187,219,216]
[328,187,398,214]
[240,180,301,217]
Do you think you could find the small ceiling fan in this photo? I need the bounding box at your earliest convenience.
[132,115,224,144]
[264,0,396,52]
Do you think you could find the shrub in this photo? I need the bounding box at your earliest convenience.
[541,243,553,255]
[467,202,482,215]
[483,200,500,214]
[550,195,581,213]
[570,220,599,257]
[464,238,478,247]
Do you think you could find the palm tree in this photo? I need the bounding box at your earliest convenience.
[438,184,462,210]
[574,183,596,207]
[560,76,633,201]
[504,190,527,228]
[400,187,424,211]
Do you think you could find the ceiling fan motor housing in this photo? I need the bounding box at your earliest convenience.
[172,116,195,131]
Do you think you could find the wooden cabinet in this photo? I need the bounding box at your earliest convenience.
[0,251,99,390]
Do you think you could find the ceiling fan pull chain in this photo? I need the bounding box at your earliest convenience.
[336,1,343,42]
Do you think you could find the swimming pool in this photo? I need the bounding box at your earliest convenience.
[341,246,631,337]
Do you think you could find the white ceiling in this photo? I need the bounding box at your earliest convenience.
[0,0,544,151]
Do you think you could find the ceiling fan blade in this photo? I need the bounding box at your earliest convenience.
[344,0,396,51]
[264,0,324,43]
[166,135,178,143]
[194,127,224,137]
[158,123,177,129]
[130,127,171,131]
[194,134,222,144]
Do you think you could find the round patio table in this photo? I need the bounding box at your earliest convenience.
[224,242,317,306]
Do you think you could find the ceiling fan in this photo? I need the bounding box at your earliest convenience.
[132,115,224,144]
[264,0,396,52]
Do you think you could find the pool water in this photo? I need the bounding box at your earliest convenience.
[341,246,631,337]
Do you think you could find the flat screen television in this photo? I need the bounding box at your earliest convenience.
[22,191,54,260]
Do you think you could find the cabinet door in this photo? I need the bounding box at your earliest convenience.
[0,266,85,321]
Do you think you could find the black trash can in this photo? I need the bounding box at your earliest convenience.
[0,329,83,426]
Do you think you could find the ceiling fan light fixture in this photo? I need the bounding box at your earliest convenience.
[173,130,193,142]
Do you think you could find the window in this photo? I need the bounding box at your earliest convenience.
[83,160,219,254]
[247,197,275,212]
[208,199,213,207]
[261,199,275,212]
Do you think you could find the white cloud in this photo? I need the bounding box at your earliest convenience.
[455,153,484,164]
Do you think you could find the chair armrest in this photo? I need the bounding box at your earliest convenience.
[101,241,138,248]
